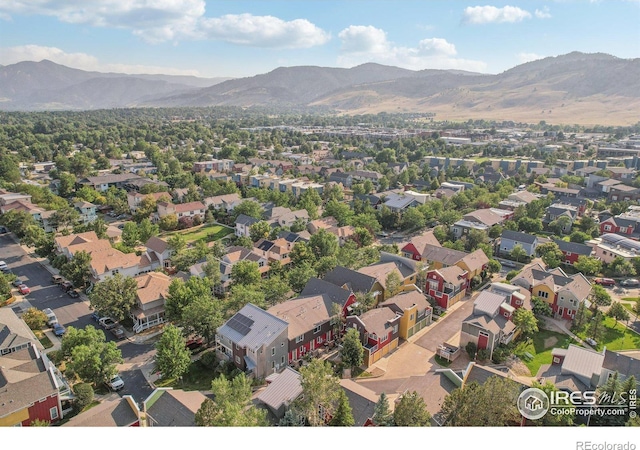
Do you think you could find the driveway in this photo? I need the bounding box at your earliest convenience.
[413,294,476,352]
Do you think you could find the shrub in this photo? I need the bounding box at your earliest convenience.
[465,341,477,359]
[74,383,94,412]
[22,307,47,330]
[506,270,519,281]
[492,346,511,364]
[199,350,218,370]
[477,349,491,361]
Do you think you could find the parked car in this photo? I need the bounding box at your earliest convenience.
[106,375,124,391]
[0,261,7,271]
[620,278,640,287]
[585,338,597,347]
[52,275,64,285]
[12,278,24,287]
[43,308,58,326]
[60,281,74,292]
[18,284,30,295]
[90,311,101,322]
[186,336,204,350]
[0,226,7,233]
[67,289,81,298]
[594,278,615,287]
[501,260,517,268]
[99,317,118,330]
[53,323,66,336]
[111,326,126,341]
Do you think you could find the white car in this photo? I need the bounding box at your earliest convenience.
[0,260,8,270]
[107,375,124,391]
[42,308,58,326]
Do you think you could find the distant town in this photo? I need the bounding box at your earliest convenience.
[0,109,638,427]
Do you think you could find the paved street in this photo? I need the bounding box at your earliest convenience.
[1,233,157,404]
[413,294,476,352]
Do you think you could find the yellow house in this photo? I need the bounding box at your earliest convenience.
[380,291,433,339]
[357,261,417,300]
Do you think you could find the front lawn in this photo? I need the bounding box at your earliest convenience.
[33,329,53,349]
[161,223,233,244]
[575,316,640,351]
[155,358,218,391]
[514,329,577,376]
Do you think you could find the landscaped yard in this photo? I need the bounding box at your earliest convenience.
[155,358,219,391]
[514,329,577,376]
[575,316,640,351]
[33,329,53,349]
[161,223,233,244]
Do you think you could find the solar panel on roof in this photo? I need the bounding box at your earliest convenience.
[227,313,254,336]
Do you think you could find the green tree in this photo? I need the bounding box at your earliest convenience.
[290,242,316,267]
[440,377,521,426]
[158,214,178,231]
[314,255,338,278]
[155,324,192,380]
[64,327,123,386]
[22,307,47,330]
[572,300,591,331]
[607,302,630,327]
[393,391,432,426]
[73,383,95,412]
[509,244,527,263]
[529,381,574,426]
[384,271,403,299]
[569,231,591,244]
[518,217,543,233]
[294,359,342,427]
[512,307,539,337]
[372,392,394,426]
[88,274,138,321]
[287,263,316,293]
[121,222,141,248]
[323,199,354,227]
[340,328,364,372]
[328,390,355,426]
[60,250,92,288]
[227,284,266,312]
[633,298,640,320]
[308,228,339,259]
[573,255,602,276]
[249,220,271,242]
[608,256,636,277]
[587,310,606,343]
[231,260,261,287]
[233,200,264,220]
[196,373,268,426]
[591,284,612,307]
[167,234,187,254]
[536,242,564,269]
[400,207,426,231]
[262,276,291,305]
[57,172,77,198]
[352,227,374,248]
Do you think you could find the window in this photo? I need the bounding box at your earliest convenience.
[295,335,304,343]
[317,336,323,343]
[271,347,276,356]
[272,361,275,369]
[537,290,549,299]
[50,406,59,420]
[553,357,560,364]
[313,325,321,334]
[604,225,611,231]
[620,227,627,233]
[111,269,119,275]
[410,313,414,321]
[281,356,285,364]
[393,325,398,334]
[235,356,241,364]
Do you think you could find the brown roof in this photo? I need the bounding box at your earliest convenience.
[55,231,99,249]
[357,307,399,337]
[380,290,431,313]
[63,397,140,427]
[174,201,206,214]
[463,209,505,226]
[89,248,141,275]
[135,272,172,306]
[460,249,490,274]
[267,294,333,339]
[433,265,467,286]
[406,230,441,255]
[145,236,169,254]
[357,262,406,288]
[421,244,467,266]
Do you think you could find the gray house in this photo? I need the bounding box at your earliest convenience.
[216,303,289,379]
[499,230,539,257]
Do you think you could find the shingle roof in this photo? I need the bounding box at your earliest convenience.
[145,389,208,427]
[501,230,538,245]
[301,278,353,307]
[405,231,441,255]
[64,397,140,427]
[267,294,334,339]
[323,266,377,294]
[339,379,378,426]
[145,236,169,254]
[602,350,640,379]
[357,307,400,337]
[236,214,260,226]
[380,290,431,314]
[553,239,592,256]
[135,272,172,306]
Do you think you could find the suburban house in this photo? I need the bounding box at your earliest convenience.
[235,214,260,238]
[307,217,355,246]
[356,253,419,300]
[419,245,489,282]
[499,230,539,258]
[339,379,379,426]
[400,230,442,261]
[0,342,71,426]
[300,277,358,317]
[78,173,164,192]
[143,388,208,427]
[537,344,607,392]
[608,184,640,202]
[127,191,170,214]
[553,239,593,265]
[322,266,380,301]
[510,263,592,320]
[203,193,242,213]
[130,272,172,334]
[599,207,640,237]
[0,191,32,206]
[144,236,173,270]
[63,396,141,427]
[217,246,270,294]
[0,308,44,356]
[216,303,289,379]
[346,306,401,367]
[381,192,421,213]
[156,200,206,223]
[253,238,294,267]
[192,159,234,174]
[73,201,97,225]
[379,290,433,340]
[256,367,303,420]
[266,293,339,365]
[329,171,353,188]
[460,283,529,360]
[590,233,640,263]
[544,203,579,233]
[424,265,468,310]
[451,208,512,239]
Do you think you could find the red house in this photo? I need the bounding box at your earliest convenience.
[425,266,468,310]
[599,216,637,236]
[346,307,401,367]
[0,343,69,426]
[401,230,441,261]
[553,239,594,265]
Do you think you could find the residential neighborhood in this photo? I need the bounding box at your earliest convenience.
[0,111,639,430]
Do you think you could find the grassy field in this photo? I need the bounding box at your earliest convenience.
[514,329,577,376]
[575,316,640,351]
[161,223,233,244]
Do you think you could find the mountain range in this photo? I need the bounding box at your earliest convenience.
[1,52,638,125]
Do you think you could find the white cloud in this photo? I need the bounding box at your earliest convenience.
[0,2,330,47]
[462,5,532,24]
[337,25,487,72]
[0,45,201,75]
[517,52,545,63]
[535,6,552,18]
[198,14,330,48]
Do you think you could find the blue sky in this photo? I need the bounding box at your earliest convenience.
[0,1,638,78]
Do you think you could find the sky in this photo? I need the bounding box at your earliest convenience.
[0,1,639,79]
